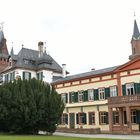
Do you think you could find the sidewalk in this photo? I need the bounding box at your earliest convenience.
[54,132,140,140]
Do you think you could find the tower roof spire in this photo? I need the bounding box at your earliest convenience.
[132,19,140,40]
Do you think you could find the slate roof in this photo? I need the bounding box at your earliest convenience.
[0,30,9,58]
[0,30,4,43]
[52,65,119,84]
[133,20,140,40]
[9,47,62,73]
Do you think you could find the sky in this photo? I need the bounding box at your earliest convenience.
[0,0,140,75]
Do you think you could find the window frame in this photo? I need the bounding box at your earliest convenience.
[60,113,68,125]
[88,112,95,125]
[113,111,119,125]
[88,89,94,101]
[110,86,117,97]
[78,112,87,125]
[99,111,108,125]
[23,71,31,80]
[99,87,105,100]
[131,110,137,124]
[61,93,67,104]
[37,72,43,80]
[126,83,135,95]
[78,90,84,102]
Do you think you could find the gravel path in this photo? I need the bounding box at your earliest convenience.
[54,132,140,140]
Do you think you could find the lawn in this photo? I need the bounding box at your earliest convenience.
[0,135,119,140]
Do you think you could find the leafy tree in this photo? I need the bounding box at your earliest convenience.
[0,78,64,134]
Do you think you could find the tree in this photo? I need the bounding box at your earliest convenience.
[0,78,65,134]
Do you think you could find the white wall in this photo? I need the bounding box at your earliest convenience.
[15,69,36,80]
[2,68,63,83]
[42,70,53,83]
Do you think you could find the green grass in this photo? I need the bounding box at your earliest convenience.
[0,135,119,140]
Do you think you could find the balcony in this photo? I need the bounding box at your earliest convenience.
[108,94,140,106]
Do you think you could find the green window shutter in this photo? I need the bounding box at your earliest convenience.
[94,89,99,100]
[137,83,140,94]
[7,74,8,82]
[124,111,127,124]
[116,86,118,96]
[10,73,12,81]
[66,114,68,124]
[13,72,15,80]
[66,93,68,103]
[69,93,72,103]
[105,88,110,99]
[122,85,126,96]
[113,112,115,125]
[29,72,31,79]
[105,112,109,124]
[134,83,140,94]
[41,72,43,80]
[37,73,39,80]
[83,113,87,124]
[23,72,25,80]
[89,113,92,125]
[76,114,79,124]
[74,92,78,102]
[136,110,140,126]
[83,90,88,101]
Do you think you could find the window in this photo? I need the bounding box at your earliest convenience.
[5,74,9,83]
[110,86,117,97]
[126,83,135,95]
[88,89,94,101]
[60,114,68,125]
[10,72,15,81]
[89,112,95,125]
[76,113,87,124]
[113,111,119,124]
[69,92,75,103]
[131,110,137,124]
[23,72,31,80]
[37,72,43,80]
[78,91,84,102]
[99,88,105,100]
[24,59,29,64]
[61,93,68,103]
[99,112,108,124]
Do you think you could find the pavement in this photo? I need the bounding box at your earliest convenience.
[54,132,140,140]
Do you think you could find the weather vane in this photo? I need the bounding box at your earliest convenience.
[0,22,4,30]
[134,11,136,18]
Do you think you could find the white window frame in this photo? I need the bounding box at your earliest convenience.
[110,86,117,97]
[126,83,135,95]
[78,91,84,102]
[99,88,105,100]
[88,89,94,101]
[61,93,66,103]
[131,110,137,124]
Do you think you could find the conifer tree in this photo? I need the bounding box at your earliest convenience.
[0,78,64,134]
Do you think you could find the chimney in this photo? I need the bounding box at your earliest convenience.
[62,64,66,78]
[38,41,44,57]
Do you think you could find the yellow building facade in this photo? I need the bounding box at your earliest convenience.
[53,20,140,134]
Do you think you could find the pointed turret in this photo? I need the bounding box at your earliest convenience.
[132,20,140,40]
[129,19,140,60]
[0,28,9,72]
[10,47,14,56]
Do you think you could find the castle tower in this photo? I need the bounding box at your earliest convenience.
[129,19,140,60]
[0,27,9,72]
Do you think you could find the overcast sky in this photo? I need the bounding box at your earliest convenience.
[0,0,140,75]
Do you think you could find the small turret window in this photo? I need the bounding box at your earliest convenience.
[133,48,136,54]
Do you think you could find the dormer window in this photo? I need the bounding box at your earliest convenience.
[24,59,29,64]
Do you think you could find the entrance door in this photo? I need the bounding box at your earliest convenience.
[69,113,75,129]
[136,110,140,131]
